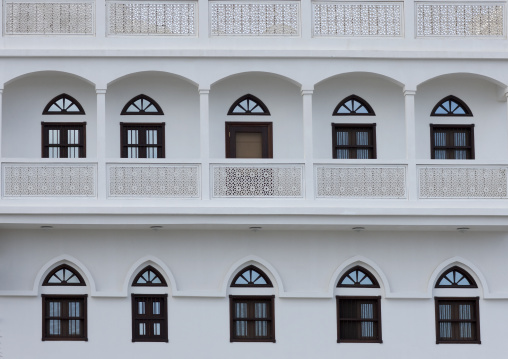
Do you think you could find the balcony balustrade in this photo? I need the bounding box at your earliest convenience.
[2,160,508,201]
[3,0,506,38]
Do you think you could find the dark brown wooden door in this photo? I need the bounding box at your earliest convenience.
[226,122,273,158]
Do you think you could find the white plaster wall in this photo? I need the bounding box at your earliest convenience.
[106,72,200,159]
[210,73,303,159]
[0,229,507,358]
[415,75,507,160]
[2,72,97,158]
[313,74,405,160]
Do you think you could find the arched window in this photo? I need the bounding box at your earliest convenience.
[333,95,375,116]
[431,95,473,116]
[43,264,85,286]
[337,266,380,288]
[132,265,167,286]
[227,94,270,115]
[231,265,273,287]
[121,94,164,115]
[435,266,477,288]
[43,94,85,115]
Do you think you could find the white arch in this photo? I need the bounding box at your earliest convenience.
[33,254,96,295]
[427,256,489,297]
[328,256,391,297]
[211,71,302,88]
[221,255,285,296]
[4,70,96,87]
[122,256,178,296]
[314,71,405,88]
[106,70,199,88]
[416,72,507,89]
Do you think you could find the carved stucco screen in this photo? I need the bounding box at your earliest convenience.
[108,165,200,198]
[417,3,504,37]
[212,165,304,197]
[5,2,94,35]
[313,2,402,37]
[3,164,96,197]
[107,2,196,35]
[210,2,300,36]
[418,167,508,199]
[315,166,407,198]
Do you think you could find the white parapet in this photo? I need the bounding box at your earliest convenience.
[107,164,200,198]
[416,2,504,37]
[2,163,97,197]
[210,1,300,36]
[418,165,508,199]
[312,2,403,37]
[107,1,197,36]
[315,165,407,199]
[212,164,304,198]
[4,1,95,35]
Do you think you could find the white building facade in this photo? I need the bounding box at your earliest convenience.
[1,1,508,358]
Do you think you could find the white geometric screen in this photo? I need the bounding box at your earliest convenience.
[107,1,197,35]
[417,3,504,37]
[5,2,94,35]
[210,2,300,36]
[419,166,507,199]
[313,2,402,37]
[316,165,406,198]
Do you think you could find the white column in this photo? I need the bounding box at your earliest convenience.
[198,0,209,39]
[199,88,210,200]
[302,88,314,200]
[95,0,106,38]
[96,88,107,200]
[300,0,312,40]
[404,88,417,200]
[0,88,3,160]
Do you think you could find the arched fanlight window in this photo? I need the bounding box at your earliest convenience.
[42,94,85,115]
[333,95,375,116]
[121,94,164,115]
[43,264,86,286]
[227,94,270,115]
[431,95,473,116]
[435,266,477,288]
[132,265,167,286]
[231,265,273,287]
[337,266,380,288]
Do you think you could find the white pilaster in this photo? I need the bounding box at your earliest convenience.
[300,0,312,40]
[0,89,3,160]
[199,88,210,200]
[198,0,209,39]
[404,88,417,201]
[302,88,314,200]
[96,88,107,200]
[96,0,106,38]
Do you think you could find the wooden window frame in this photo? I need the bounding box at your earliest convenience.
[225,122,273,158]
[43,264,86,286]
[227,94,270,116]
[231,265,273,288]
[337,266,380,288]
[430,95,473,117]
[121,94,164,115]
[41,122,86,158]
[131,294,168,343]
[435,266,477,288]
[331,123,377,159]
[229,295,275,343]
[42,94,86,115]
[434,297,481,344]
[42,294,88,341]
[336,296,382,343]
[132,265,168,287]
[430,124,475,160]
[120,122,166,159]
[333,95,376,116]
